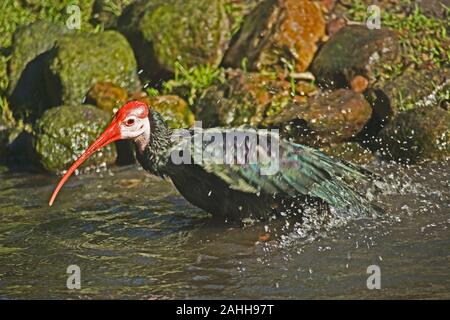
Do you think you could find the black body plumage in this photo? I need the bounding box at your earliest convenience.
[136,109,381,220]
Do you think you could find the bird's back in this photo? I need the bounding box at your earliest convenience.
[159,127,382,220]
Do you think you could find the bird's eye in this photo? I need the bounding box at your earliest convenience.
[125,118,135,126]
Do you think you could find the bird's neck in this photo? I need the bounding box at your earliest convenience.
[135,110,173,177]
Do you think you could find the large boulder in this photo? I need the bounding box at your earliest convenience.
[311,25,399,89]
[7,21,70,122]
[34,105,117,173]
[265,89,372,146]
[47,30,140,107]
[118,0,230,80]
[377,107,450,164]
[223,0,325,73]
[195,70,316,127]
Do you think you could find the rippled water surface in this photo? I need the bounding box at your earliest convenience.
[0,161,449,299]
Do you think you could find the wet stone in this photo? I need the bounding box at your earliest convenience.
[7,20,71,122]
[34,104,117,173]
[223,0,325,73]
[311,25,399,89]
[377,107,450,164]
[265,89,372,147]
[47,30,140,107]
[118,0,230,80]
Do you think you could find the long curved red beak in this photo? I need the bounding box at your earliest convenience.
[48,118,122,206]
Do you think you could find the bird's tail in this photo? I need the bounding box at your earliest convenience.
[296,145,384,216]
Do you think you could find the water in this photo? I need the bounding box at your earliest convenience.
[0,161,449,299]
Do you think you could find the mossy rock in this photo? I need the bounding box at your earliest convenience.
[34,104,117,173]
[0,0,96,49]
[378,107,450,164]
[266,89,372,147]
[147,95,194,129]
[47,31,140,107]
[369,66,450,116]
[119,0,230,80]
[320,142,375,165]
[311,25,399,88]
[86,82,129,114]
[223,0,325,73]
[7,20,70,122]
[195,70,312,127]
[360,67,450,144]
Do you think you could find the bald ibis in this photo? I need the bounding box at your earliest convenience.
[49,101,381,220]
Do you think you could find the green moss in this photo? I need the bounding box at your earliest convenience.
[48,30,139,106]
[0,0,95,49]
[162,62,225,107]
[0,56,8,95]
[34,104,116,172]
[150,95,195,129]
[138,0,230,73]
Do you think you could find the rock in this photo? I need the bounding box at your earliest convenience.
[372,66,449,116]
[350,75,369,93]
[195,70,314,127]
[223,0,325,73]
[378,107,450,164]
[320,142,375,165]
[34,105,117,173]
[7,20,70,122]
[139,95,195,129]
[416,0,450,19]
[86,82,129,114]
[47,31,140,107]
[265,89,372,146]
[311,25,399,88]
[362,67,450,138]
[118,0,230,80]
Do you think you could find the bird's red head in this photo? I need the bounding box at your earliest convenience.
[48,100,150,206]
